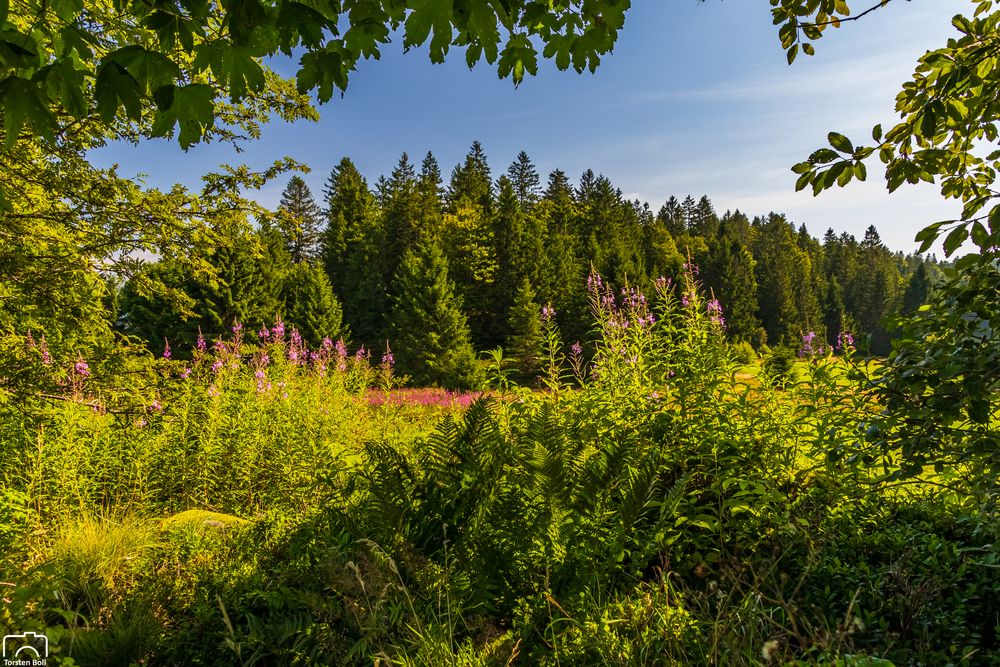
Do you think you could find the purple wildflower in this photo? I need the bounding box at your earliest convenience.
[196,329,207,352]
[149,399,163,412]
[231,320,243,334]
[707,300,725,327]
[838,331,855,352]
[258,326,270,340]
[34,334,51,365]
[211,359,223,374]
[799,331,817,358]
[162,339,171,360]
[271,317,285,340]
[181,367,192,380]
[74,357,90,378]
[541,305,555,321]
[571,341,583,356]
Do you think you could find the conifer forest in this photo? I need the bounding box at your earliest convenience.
[1,1,999,665]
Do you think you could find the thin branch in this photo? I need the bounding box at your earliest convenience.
[801,0,895,29]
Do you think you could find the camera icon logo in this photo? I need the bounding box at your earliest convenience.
[2,632,48,661]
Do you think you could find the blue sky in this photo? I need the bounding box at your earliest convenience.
[90,0,961,253]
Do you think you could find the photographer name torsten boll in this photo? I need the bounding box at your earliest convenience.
[2,632,48,666]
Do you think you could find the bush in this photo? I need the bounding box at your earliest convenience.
[763,346,796,387]
[730,340,758,365]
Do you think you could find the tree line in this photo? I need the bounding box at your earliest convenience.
[117,142,940,387]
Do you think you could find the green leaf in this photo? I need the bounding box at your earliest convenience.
[150,83,216,148]
[786,44,798,64]
[828,131,853,153]
[970,221,990,249]
[943,225,969,256]
[95,62,142,123]
[0,29,40,68]
[791,161,812,174]
[0,75,57,146]
[106,46,181,95]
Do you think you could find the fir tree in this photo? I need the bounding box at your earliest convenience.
[415,151,445,244]
[507,150,541,208]
[506,277,544,382]
[282,262,345,345]
[389,241,479,388]
[277,176,324,263]
[823,277,846,348]
[448,141,493,214]
[717,240,761,345]
[382,152,420,275]
[902,261,931,315]
[322,157,374,290]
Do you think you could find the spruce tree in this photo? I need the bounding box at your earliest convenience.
[718,241,762,345]
[507,150,541,208]
[506,277,544,382]
[823,277,846,348]
[389,241,479,388]
[901,262,931,315]
[416,151,445,243]
[277,176,324,263]
[281,262,345,345]
[382,152,420,278]
[448,141,493,215]
[322,157,374,289]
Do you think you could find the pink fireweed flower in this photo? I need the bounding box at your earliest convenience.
[707,300,725,327]
[541,305,555,321]
[180,367,192,380]
[571,341,583,356]
[149,399,162,412]
[381,345,395,369]
[211,359,223,374]
[683,262,700,275]
[258,326,270,340]
[207,385,219,397]
[322,337,334,350]
[655,276,671,289]
[355,346,367,361]
[196,329,207,352]
[837,331,855,352]
[799,331,817,358]
[335,339,348,371]
[254,370,266,380]
[231,320,243,334]
[162,339,171,360]
[74,357,90,378]
[32,333,52,365]
[271,317,285,340]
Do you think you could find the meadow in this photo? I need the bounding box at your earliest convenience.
[1,270,996,666]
